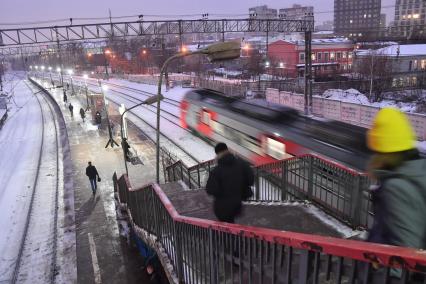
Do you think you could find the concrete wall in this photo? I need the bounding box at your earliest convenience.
[266,88,426,140]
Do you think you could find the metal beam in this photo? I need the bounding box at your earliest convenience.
[0,18,314,46]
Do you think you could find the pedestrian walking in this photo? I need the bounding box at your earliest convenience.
[95,111,102,125]
[79,108,86,122]
[63,91,67,103]
[68,103,74,117]
[85,161,101,195]
[206,142,254,223]
[367,108,426,248]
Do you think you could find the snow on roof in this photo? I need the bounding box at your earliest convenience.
[270,37,352,45]
[314,31,334,35]
[357,44,426,57]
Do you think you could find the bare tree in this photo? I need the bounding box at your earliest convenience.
[355,50,393,102]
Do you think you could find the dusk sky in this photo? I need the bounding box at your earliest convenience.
[0,0,395,28]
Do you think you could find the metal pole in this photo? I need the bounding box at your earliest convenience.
[304,32,310,115]
[85,81,90,111]
[369,50,374,99]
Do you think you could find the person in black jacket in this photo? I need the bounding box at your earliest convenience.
[86,161,100,195]
[206,143,254,223]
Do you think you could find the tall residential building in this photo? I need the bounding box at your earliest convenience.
[380,13,387,28]
[248,5,278,19]
[393,0,426,37]
[334,0,381,38]
[279,4,314,20]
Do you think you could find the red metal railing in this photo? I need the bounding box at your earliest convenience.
[114,173,426,284]
[162,147,373,229]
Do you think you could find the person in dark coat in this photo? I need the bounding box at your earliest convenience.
[206,142,254,223]
[86,161,100,195]
[68,103,74,117]
[63,91,67,103]
[367,108,426,249]
[79,108,85,122]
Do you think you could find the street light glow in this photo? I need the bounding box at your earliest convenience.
[105,49,112,55]
[91,71,95,75]
[67,69,73,75]
[180,46,188,53]
[29,66,33,69]
[56,67,61,72]
[265,61,270,67]
[102,85,109,91]
[35,66,39,69]
[83,74,88,79]
[243,44,250,50]
[48,67,52,71]
[279,62,284,68]
[41,66,45,70]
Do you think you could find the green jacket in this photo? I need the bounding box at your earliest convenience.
[369,158,426,249]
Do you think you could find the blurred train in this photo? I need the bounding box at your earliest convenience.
[180,89,372,171]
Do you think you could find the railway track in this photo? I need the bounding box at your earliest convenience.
[11,83,60,283]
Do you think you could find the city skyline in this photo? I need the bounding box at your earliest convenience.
[0,0,395,27]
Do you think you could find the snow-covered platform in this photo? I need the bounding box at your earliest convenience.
[29,79,155,283]
[160,182,359,239]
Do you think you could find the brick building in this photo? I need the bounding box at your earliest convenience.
[267,38,355,78]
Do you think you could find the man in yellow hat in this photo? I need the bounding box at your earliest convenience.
[367,107,426,250]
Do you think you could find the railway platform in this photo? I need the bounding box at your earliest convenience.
[31,79,156,283]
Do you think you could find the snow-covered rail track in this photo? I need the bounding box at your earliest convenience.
[11,86,61,284]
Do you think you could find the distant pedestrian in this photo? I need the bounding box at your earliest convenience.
[68,103,74,117]
[66,82,70,90]
[85,161,101,195]
[79,108,86,122]
[95,111,102,125]
[63,91,67,103]
[206,142,254,223]
[367,108,426,248]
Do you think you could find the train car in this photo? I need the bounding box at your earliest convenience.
[180,88,371,171]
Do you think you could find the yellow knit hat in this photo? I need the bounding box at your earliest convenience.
[367,108,416,153]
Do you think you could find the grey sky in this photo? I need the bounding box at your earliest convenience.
[0,0,395,27]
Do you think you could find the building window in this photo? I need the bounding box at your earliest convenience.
[409,60,413,71]
[311,53,316,61]
[421,59,426,70]
[337,52,342,60]
[348,63,352,70]
[342,52,347,59]
[317,52,322,61]
[299,53,305,62]
[414,60,418,70]
[330,52,335,60]
[348,52,353,59]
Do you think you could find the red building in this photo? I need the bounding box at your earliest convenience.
[267,38,355,78]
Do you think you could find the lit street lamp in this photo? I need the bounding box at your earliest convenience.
[83,74,90,111]
[68,69,75,95]
[153,41,241,182]
[99,82,119,148]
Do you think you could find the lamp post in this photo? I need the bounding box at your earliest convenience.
[68,69,75,95]
[99,82,119,148]
[48,67,54,86]
[104,49,112,80]
[83,74,90,111]
[118,95,160,175]
[154,41,241,183]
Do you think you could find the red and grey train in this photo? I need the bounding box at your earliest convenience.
[180,89,371,171]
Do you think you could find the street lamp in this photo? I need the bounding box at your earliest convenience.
[99,82,119,148]
[153,41,241,182]
[103,48,112,80]
[67,69,75,95]
[83,74,90,111]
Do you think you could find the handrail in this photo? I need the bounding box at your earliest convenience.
[114,173,426,284]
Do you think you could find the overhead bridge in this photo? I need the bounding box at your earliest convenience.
[113,148,426,284]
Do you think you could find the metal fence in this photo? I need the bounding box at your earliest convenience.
[114,172,426,284]
[161,147,373,229]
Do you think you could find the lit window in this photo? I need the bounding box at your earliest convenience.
[311,53,316,61]
[349,19,353,23]
[408,14,412,19]
[421,59,426,69]
[402,15,406,19]
[330,52,335,59]
[348,52,353,59]
[343,52,347,58]
[364,14,367,18]
[413,14,420,19]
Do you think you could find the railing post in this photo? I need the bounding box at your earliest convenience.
[307,156,314,199]
[208,227,217,284]
[281,161,287,201]
[173,221,185,283]
[197,166,201,188]
[255,167,260,200]
[180,162,184,181]
[350,175,363,228]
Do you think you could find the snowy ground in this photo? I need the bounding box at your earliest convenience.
[322,88,424,113]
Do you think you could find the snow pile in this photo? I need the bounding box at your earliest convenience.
[418,141,426,153]
[322,89,418,112]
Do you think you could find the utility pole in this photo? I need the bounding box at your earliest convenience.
[369,50,374,100]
